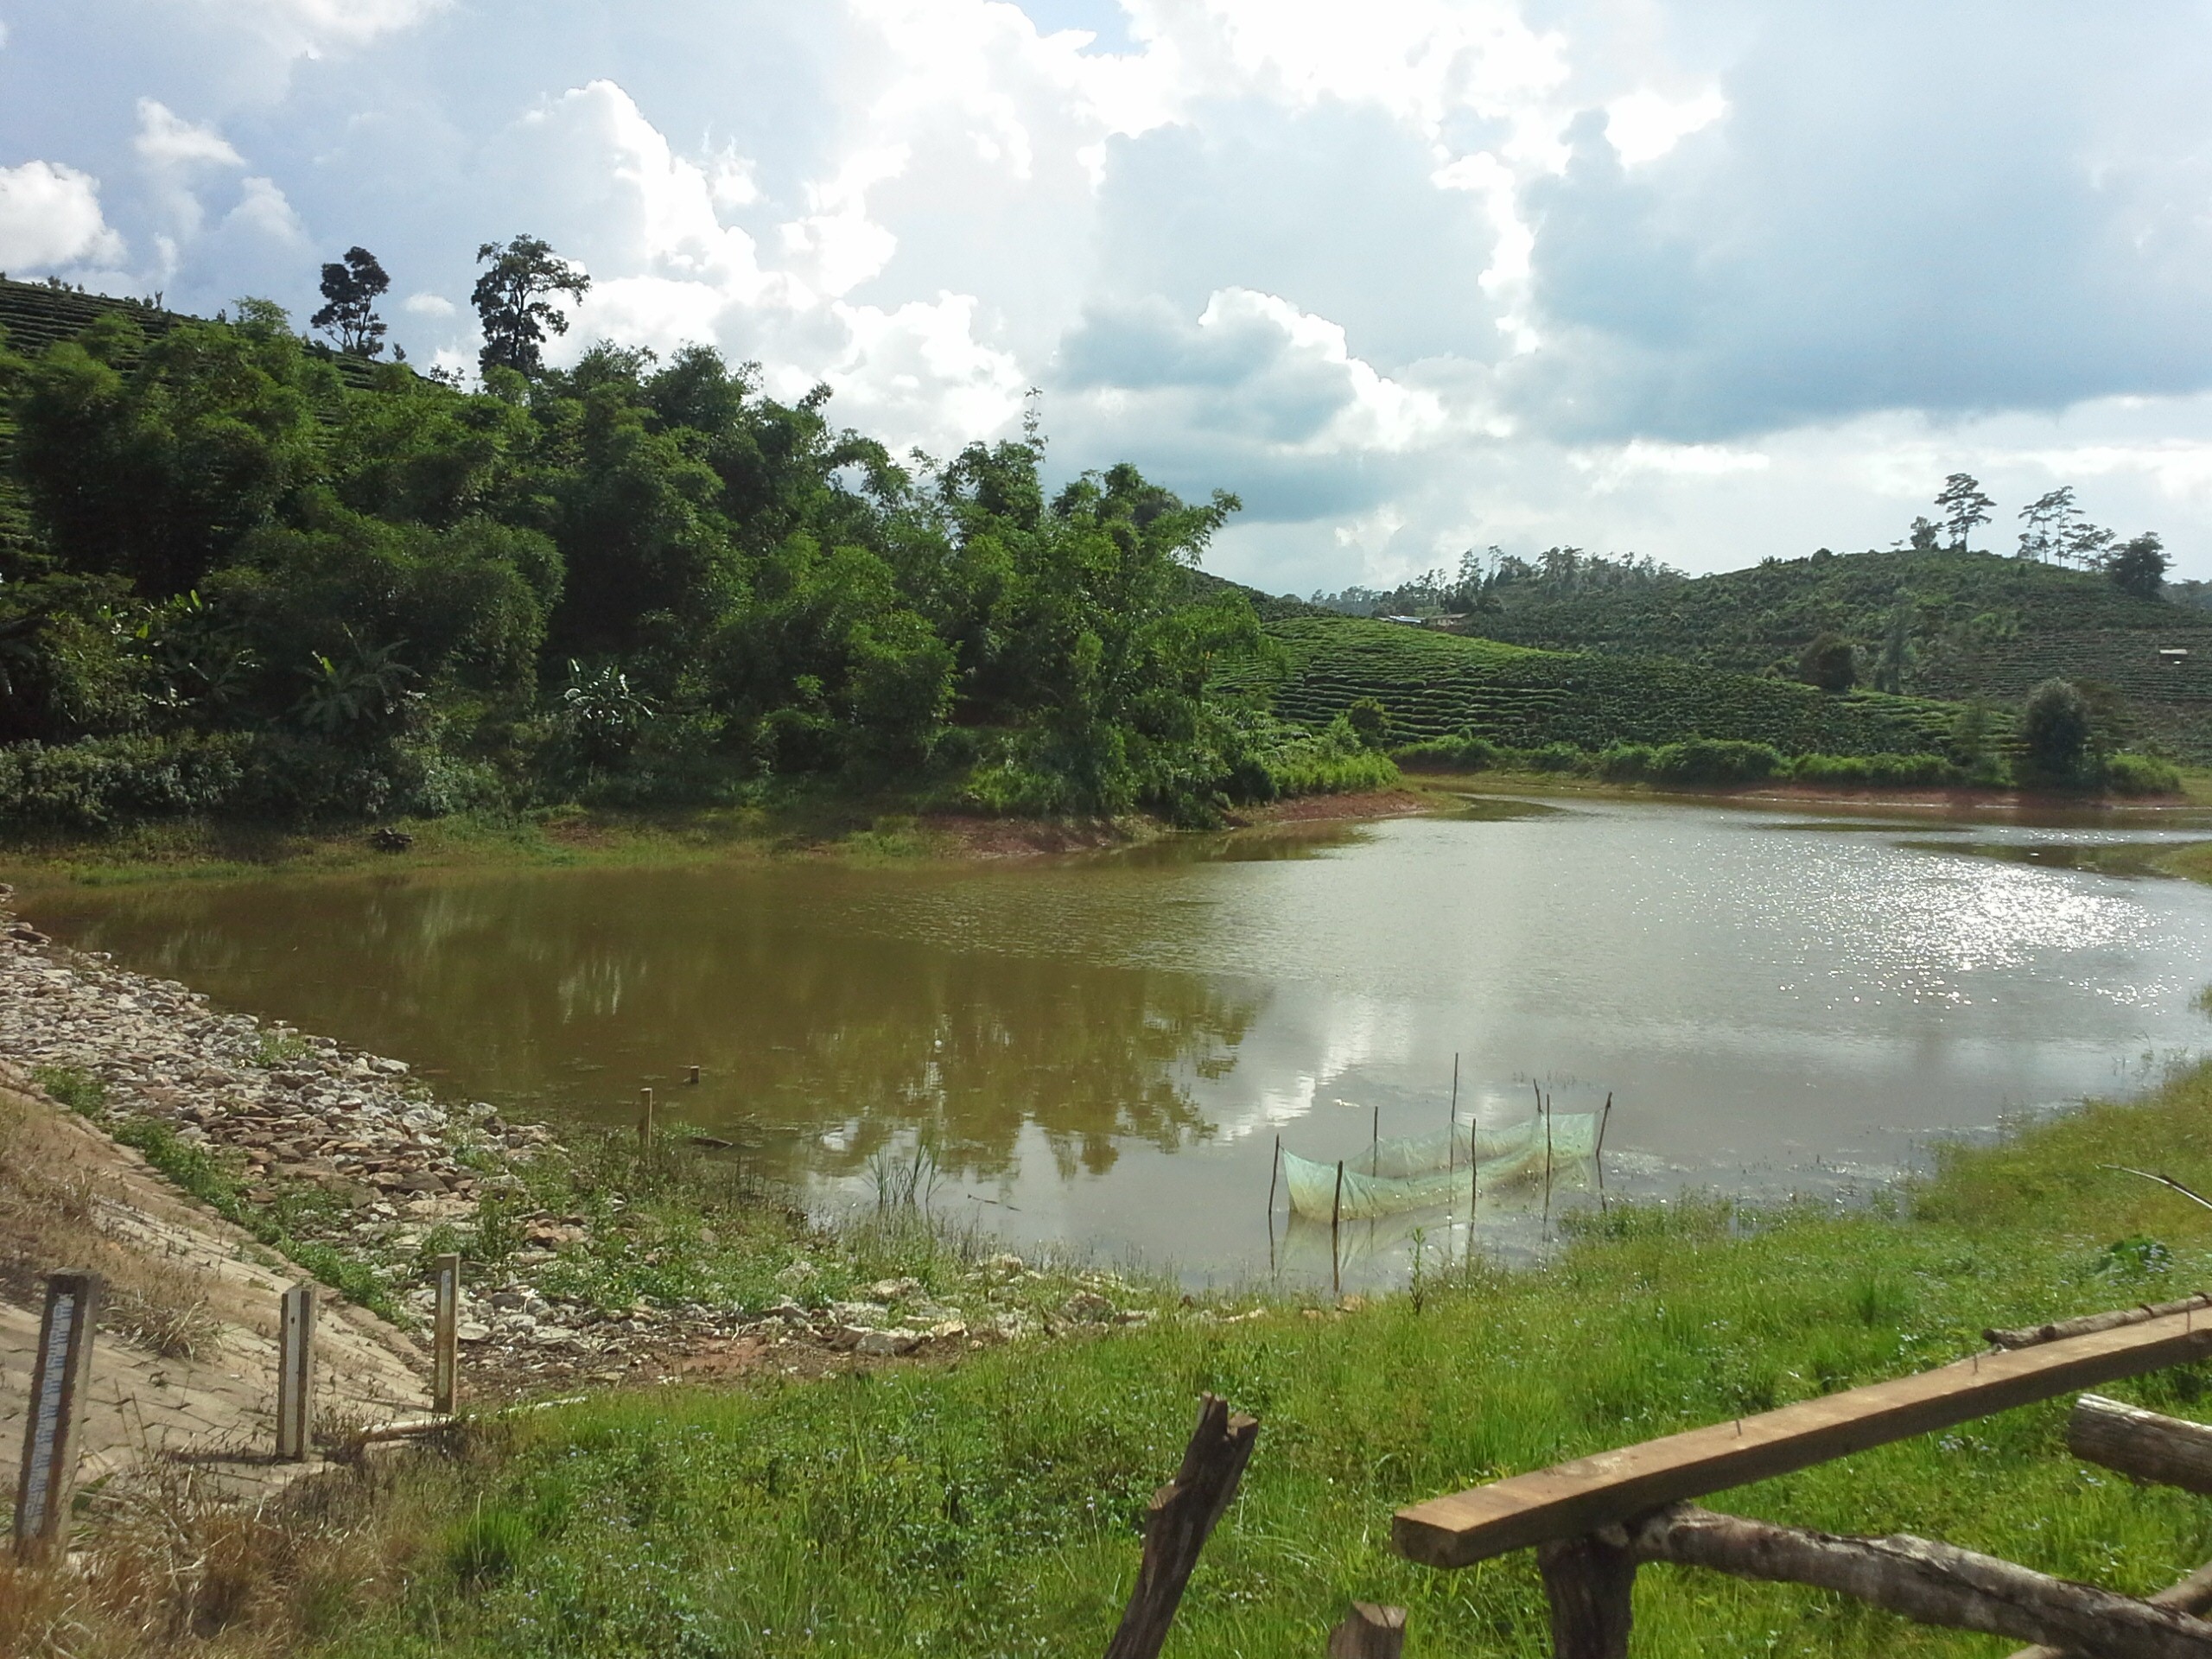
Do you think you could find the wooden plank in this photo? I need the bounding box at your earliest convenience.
[1395,1307,2212,1568]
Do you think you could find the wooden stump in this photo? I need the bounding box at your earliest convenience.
[1103,1394,1260,1659]
[1537,1531,1637,1659]
[1326,1602,1407,1659]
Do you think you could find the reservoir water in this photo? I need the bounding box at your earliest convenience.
[19,795,2212,1285]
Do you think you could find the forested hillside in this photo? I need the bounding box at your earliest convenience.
[0,280,1404,831]
[1462,548,2212,758]
[0,279,2184,831]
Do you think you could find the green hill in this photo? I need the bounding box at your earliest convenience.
[1460,548,2212,759]
[1221,614,1969,757]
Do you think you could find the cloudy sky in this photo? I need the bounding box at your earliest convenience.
[4,1,2212,593]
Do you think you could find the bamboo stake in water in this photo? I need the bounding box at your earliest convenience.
[1542,1092,1554,1231]
[1371,1104,1379,1173]
[638,1087,654,1148]
[1267,1134,1281,1217]
[1595,1091,1614,1208]
[1448,1053,1459,1176]
[1332,1160,1345,1297]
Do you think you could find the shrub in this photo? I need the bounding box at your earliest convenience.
[1393,732,1508,772]
[1595,743,1656,780]
[2105,752,2183,796]
[1341,696,1393,750]
[1527,741,1586,773]
[0,733,247,831]
[1797,632,1859,692]
[1648,738,1785,785]
[2020,678,2092,781]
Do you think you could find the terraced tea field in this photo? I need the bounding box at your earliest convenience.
[1468,548,2212,760]
[1224,616,1969,755]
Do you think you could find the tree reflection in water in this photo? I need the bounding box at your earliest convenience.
[29,865,1264,1187]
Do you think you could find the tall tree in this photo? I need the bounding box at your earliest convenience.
[2059,519,2116,570]
[1935,474,1994,552]
[2107,532,2169,600]
[2016,486,2076,563]
[472,236,590,378]
[309,246,391,357]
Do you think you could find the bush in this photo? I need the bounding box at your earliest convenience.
[1341,696,1393,750]
[2020,678,2092,781]
[1648,738,1785,785]
[1527,741,1586,773]
[1392,732,1508,772]
[1791,751,1960,787]
[1594,743,1656,780]
[2105,752,2183,796]
[0,733,247,831]
[1259,714,1400,798]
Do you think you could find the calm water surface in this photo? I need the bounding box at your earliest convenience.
[19,797,2212,1284]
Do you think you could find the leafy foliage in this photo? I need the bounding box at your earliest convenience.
[0,289,1300,828]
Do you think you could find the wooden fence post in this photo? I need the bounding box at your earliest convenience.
[432,1252,461,1414]
[638,1087,655,1149]
[13,1271,99,1565]
[1103,1394,1260,1659]
[276,1281,318,1461]
[1327,1602,1407,1658]
[1537,1533,1637,1659]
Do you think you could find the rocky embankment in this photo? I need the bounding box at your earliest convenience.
[0,887,1151,1394]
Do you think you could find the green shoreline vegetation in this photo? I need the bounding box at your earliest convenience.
[22,1049,2212,1656]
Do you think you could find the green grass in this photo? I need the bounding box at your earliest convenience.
[1223,615,1974,759]
[279,1058,2212,1659]
[34,1062,401,1320]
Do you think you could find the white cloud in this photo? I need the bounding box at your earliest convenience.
[20,0,2212,588]
[0,160,125,271]
[221,175,305,245]
[133,99,245,170]
[1604,87,1725,166]
[194,0,448,54]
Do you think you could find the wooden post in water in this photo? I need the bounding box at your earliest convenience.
[276,1281,318,1462]
[686,1065,700,1085]
[1448,1054,1460,1175]
[1595,1092,1614,1208]
[1370,1104,1379,1172]
[1542,1093,1554,1230]
[13,1271,99,1565]
[1267,1135,1281,1219]
[637,1087,655,1149]
[1332,1160,1345,1296]
[431,1252,461,1414]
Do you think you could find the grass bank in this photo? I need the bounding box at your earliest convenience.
[24,1057,2212,1657]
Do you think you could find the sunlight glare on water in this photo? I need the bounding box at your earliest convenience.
[18,796,2212,1285]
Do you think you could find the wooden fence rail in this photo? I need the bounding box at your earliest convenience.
[1395,1301,2212,1658]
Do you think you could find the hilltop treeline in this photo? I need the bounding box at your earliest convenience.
[0,301,1395,830]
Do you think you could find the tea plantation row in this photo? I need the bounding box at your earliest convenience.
[1222,616,1978,755]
